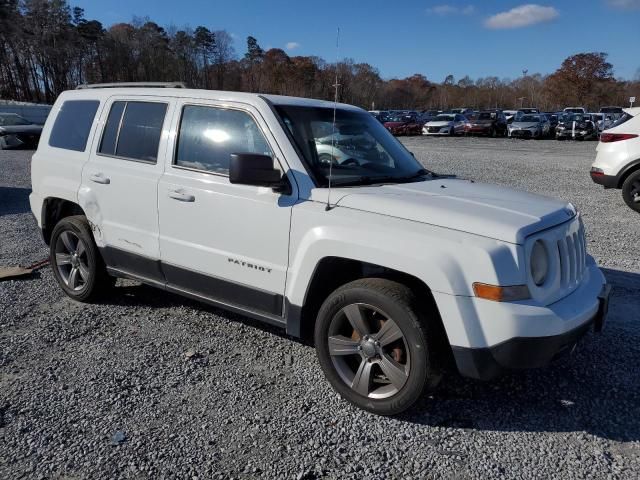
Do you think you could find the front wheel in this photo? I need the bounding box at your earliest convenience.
[50,215,115,302]
[622,171,640,213]
[314,278,439,415]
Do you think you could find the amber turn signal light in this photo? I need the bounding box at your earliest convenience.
[473,283,530,302]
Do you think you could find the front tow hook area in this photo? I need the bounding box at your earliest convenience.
[594,284,612,333]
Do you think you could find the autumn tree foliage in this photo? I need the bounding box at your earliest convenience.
[1,1,637,109]
[545,53,622,107]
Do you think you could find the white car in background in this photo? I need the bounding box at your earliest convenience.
[590,107,640,212]
[423,113,467,136]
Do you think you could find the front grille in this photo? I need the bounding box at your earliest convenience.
[556,222,586,288]
[511,130,531,137]
[428,127,443,133]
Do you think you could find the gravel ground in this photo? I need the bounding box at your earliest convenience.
[1,139,639,479]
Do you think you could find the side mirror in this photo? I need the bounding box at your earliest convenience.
[229,153,289,193]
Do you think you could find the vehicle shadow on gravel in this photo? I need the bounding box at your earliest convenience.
[0,187,31,216]
[401,267,640,443]
[100,269,639,442]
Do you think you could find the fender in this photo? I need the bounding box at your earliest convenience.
[285,200,525,341]
[616,158,640,187]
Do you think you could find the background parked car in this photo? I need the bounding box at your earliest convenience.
[503,109,518,123]
[423,113,468,136]
[449,107,474,117]
[544,112,560,135]
[0,112,43,149]
[556,113,597,140]
[464,110,508,137]
[563,107,587,114]
[383,113,424,136]
[508,113,551,139]
[599,106,624,115]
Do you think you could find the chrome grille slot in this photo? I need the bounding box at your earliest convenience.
[557,239,568,285]
[566,234,576,283]
[555,222,586,288]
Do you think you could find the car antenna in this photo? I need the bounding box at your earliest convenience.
[326,27,340,212]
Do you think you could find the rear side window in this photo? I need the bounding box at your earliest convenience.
[99,101,167,163]
[175,105,272,175]
[611,113,633,129]
[49,100,100,151]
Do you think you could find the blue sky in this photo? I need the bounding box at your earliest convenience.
[79,0,640,81]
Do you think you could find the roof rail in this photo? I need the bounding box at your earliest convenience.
[76,82,187,90]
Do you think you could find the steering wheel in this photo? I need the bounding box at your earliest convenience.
[341,158,360,166]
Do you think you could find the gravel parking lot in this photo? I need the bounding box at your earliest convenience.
[1,138,639,479]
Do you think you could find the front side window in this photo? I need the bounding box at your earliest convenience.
[175,105,273,175]
[49,100,100,152]
[99,101,167,162]
[275,105,427,187]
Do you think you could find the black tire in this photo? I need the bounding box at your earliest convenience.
[622,170,640,213]
[49,215,115,302]
[314,278,440,415]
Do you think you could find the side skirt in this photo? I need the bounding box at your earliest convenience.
[107,265,287,330]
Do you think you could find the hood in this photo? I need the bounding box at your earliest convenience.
[384,122,406,128]
[511,122,540,129]
[0,124,43,134]
[313,178,574,244]
[472,118,493,125]
[426,121,453,127]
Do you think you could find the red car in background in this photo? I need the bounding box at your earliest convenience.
[383,114,424,136]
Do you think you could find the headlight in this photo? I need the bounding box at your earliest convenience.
[530,240,549,286]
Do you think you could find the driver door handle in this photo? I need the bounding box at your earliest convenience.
[89,173,110,185]
[168,189,195,202]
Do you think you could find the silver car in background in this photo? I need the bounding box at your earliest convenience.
[508,113,551,139]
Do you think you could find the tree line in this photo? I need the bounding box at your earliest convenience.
[1,0,638,110]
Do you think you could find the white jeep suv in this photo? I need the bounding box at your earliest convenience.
[590,108,640,212]
[30,84,610,415]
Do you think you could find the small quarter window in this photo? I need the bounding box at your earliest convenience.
[175,105,272,175]
[98,101,167,163]
[49,100,100,152]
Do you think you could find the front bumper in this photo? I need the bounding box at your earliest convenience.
[556,129,593,139]
[433,259,608,380]
[509,129,537,138]
[450,282,610,380]
[466,126,491,134]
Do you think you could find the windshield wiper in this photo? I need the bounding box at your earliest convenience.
[329,168,435,187]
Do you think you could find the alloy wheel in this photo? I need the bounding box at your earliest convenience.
[327,303,410,399]
[631,180,640,203]
[54,231,90,291]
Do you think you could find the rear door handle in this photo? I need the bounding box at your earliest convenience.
[89,173,110,185]
[168,189,195,202]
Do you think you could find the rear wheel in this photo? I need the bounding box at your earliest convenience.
[50,215,114,302]
[622,170,640,213]
[314,278,440,415]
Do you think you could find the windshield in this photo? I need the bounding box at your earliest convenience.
[519,115,540,123]
[434,115,454,122]
[274,105,427,187]
[477,112,495,120]
[0,114,31,126]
